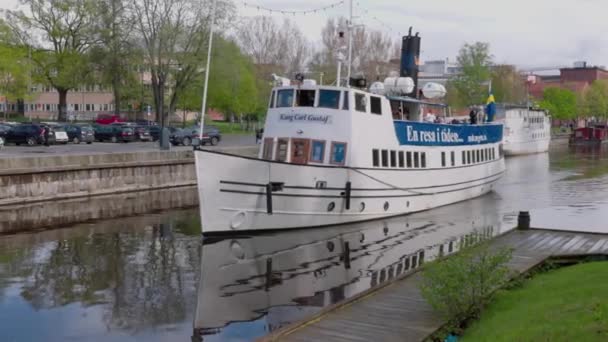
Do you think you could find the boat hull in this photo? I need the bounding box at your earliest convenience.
[195,149,505,234]
[503,137,550,156]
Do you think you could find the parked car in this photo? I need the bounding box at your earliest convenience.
[95,114,125,125]
[0,124,10,146]
[133,125,153,141]
[171,126,221,146]
[63,124,95,144]
[93,125,135,143]
[51,125,69,144]
[5,123,54,146]
[149,126,179,141]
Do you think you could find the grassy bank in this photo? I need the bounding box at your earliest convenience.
[462,261,608,341]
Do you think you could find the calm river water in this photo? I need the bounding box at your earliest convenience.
[1,144,608,342]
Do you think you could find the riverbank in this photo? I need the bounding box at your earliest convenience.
[462,261,608,341]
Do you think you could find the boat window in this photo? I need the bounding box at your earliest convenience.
[276,89,294,107]
[330,142,347,165]
[398,151,404,168]
[372,149,379,167]
[276,138,289,161]
[269,90,275,108]
[451,151,455,166]
[310,140,326,163]
[355,93,366,112]
[381,149,388,167]
[370,96,382,115]
[441,152,446,167]
[476,150,480,163]
[413,152,420,168]
[421,152,426,168]
[262,138,274,160]
[390,150,397,167]
[318,90,340,109]
[406,152,412,168]
[462,151,466,165]
[467,150,471,164]
[297,89,315,107]
[342,91,349,110]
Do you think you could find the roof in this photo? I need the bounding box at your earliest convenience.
[386,95,449,108]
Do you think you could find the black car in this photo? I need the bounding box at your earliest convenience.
[133,125,153,141]
[5,123,52,146]
[63,124,95,144]
[149,126,178,142]
[93,125,135,143]
[171,126,221,146]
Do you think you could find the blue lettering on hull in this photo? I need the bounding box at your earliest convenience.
[394,121,503,146]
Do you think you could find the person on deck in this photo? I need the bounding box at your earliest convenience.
[469,109,477,125]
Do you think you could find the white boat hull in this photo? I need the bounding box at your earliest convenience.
[503,137,550,156]
[195,149,505,233]
[502,108,551,156]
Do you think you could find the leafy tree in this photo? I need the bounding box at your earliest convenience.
[0,20,31,110]
[490,65,526,104]
[539,87,577,120]
[420,244,512,332]
[6,0,103,121]
[452,42,493,106]
[582,80,608,120]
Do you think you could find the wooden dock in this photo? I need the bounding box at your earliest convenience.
[262,228,608,342]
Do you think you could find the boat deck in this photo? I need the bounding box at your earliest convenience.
[261,228,608,342]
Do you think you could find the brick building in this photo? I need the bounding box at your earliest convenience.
[527,63,608,99]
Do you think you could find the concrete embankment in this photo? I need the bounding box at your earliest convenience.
[0,146,257,208]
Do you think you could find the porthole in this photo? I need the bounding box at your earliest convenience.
[406,201,410,208]
[327,202,335,212]
[359,202,366,212]
[326,241,335,252]
[384,201,390,211]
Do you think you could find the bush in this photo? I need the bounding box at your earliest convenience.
[419,244,512,332]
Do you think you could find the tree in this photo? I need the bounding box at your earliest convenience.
[490,65,526,104]
[6,0,103,121]
[452,42,493,106]
[539,87,577,120]
[0,20,30,113]
[128,0,233,127]
[582,80,608,121]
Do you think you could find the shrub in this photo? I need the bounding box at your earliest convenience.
[419,243,512,331]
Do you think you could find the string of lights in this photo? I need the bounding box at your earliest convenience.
[241,0,345,16]
[354,1,403,37]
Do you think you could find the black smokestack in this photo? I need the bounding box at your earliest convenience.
[400,27,421,96]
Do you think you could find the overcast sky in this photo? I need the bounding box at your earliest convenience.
[3,0,607,70]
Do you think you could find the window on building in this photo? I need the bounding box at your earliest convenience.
[330,142,347,165]
[85,104,91,111]
[296,89,315,107]
[381,149,388,167]
[398,151,404,168]
[269,91,275,108]
[318,90,340,109]
[441,152,446,167]
[276,89,294,108]
[370,96,382,115]
[74,104,79,111]
[342,91,349,110]
[451,151,455,166]
[45,104,50,111]
[103,104,108,111]
[372,149,379,167]
[421,152,426,168]
[275,138,289,162]
[310,140,326,163]
[414,152,420,168]
[263,138,274,160]
[355,93,366,112]
[406,152,412,168]
[390,150,396,167]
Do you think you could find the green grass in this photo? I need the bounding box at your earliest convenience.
[205,121,257,135]
[462,261,608,342]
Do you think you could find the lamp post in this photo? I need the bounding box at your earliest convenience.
[199,0,216,141]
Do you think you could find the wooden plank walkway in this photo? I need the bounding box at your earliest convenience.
[262,229,608,342]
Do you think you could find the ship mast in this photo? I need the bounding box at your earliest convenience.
[346,0,353,84]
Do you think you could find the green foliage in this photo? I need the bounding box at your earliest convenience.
[539,87,577,120]
[179,36,259,118]
[582,80,608,119]
[490,65,526,104]
[462,261,608,341]
[452,42,493,106]
[419,244,512,331]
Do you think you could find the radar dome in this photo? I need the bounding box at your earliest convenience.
[421,82,447,99]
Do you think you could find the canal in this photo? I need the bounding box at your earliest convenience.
[1,145,608,342]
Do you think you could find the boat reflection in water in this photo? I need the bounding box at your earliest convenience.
[193,210,502,341]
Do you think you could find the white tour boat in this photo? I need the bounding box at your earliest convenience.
[194,31,505,234]
[502,107,551,155]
